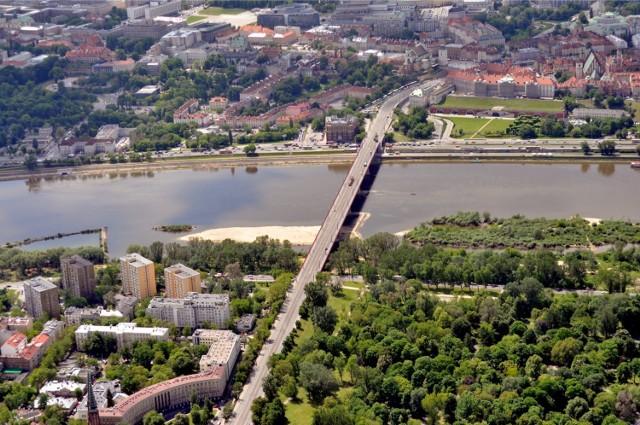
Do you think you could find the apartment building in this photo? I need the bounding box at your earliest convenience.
[146,293,230,329]
[61,255,96,299]
[195,330,241,380]
[75,323,169,351]
[164,264,201,299]
[24,276,60,319]
[119,253,156,301]
[325,115,360,143]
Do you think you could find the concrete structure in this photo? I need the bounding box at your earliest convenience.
[325,115,360,143]
[164,264,201,299]
[236,314,256,333]
[59,138,116,156]
[99,367,225,425]
[40,380,86,398]
[146,293,230,328]
[257,3,320,30]
[585,12,631,37]
[75,323,169,351]
[24,276,60,319]
[195,330,241,380]
[161,28,201,48]
[64,307,124,326]
[119,253,156,301]
[571,108,628,119]
[116,295,138,319]
[61,255,96,299]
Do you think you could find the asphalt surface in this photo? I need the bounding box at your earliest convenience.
[229,84,422,424]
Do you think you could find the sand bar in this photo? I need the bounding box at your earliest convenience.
[180,226,320,245]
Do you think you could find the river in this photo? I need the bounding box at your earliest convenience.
[1,162,639,257]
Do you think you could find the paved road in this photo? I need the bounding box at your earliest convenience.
[229,83,422,424]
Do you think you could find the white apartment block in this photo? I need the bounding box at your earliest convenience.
[119,253,156,301]
[146,293,230,329]
[164,264,201,299]
[75,323,169,351]
[193,329,241,380]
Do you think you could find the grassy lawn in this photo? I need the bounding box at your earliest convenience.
[200,7,245,16]
[447,117,490,136]
[186,15,207,24]
[439,96,564,112]
[328,287,358,314]
[285,388,315,425]
[626,100,640,122]
[446,117,513,138]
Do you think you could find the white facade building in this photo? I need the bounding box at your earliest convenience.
[146,293,230,328]
[75,323,169,351]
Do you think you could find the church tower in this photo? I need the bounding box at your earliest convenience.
[87,372,101,425]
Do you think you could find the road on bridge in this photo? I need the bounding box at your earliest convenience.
[229,82,422,424]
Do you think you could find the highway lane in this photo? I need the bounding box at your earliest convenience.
[229,83,421,424]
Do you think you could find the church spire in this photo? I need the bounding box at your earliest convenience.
[87,372,101,425]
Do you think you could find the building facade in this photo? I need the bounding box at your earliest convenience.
[24,276,60,319]
[164,264,201,299]
[195,330,241,380]
[75,323,169,351]
[119,253,156,301]
[99,368,225,425]
[325,115,360,143]
[61,255,96,299]
[146,293,230,328]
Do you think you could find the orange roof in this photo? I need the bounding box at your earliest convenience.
[3,332,27,348]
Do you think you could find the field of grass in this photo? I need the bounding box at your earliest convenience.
[626,100,640,122]
[447,117,512,138]
[200,7,244,16]
[186,15,207,24]
[439,96,564,112]
[284,388,315,425]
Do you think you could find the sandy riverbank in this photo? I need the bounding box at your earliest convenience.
[180,225,321,245]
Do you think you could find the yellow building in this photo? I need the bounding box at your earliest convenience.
[164,264,201,299]
[119,253,156,301]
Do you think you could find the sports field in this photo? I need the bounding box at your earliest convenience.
[447,117,512,138]
[439,96,564,112]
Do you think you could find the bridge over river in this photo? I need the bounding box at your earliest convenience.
[230,81,428,424]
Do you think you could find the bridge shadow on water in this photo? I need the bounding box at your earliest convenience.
[338,158,382,244]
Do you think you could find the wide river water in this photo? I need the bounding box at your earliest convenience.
[1,162,639,257]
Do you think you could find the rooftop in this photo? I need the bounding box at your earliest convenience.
[99,368,223,418]
[24,276,57,292]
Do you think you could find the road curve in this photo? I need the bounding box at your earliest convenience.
[229,82,421,424]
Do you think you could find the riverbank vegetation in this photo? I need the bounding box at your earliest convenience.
[329,231,639,292]
[0,246,105,282]
[406,212,640,249]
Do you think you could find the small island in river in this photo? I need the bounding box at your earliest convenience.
[152,224,196,233]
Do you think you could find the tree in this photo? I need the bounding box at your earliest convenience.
[304,280,329,309]
[581,141,592,155]
[598,140,616,156]
[172,414,190,425]
[312,305,338,334]
[106,388,114,407]
[143,411,164,425]
[243,143,257,156]
[313,405,354,425]
[636,144,640,156]
[25,154,38,170]
[551,337,583,366]
[263,372,280,401]
[299,362,340,404]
